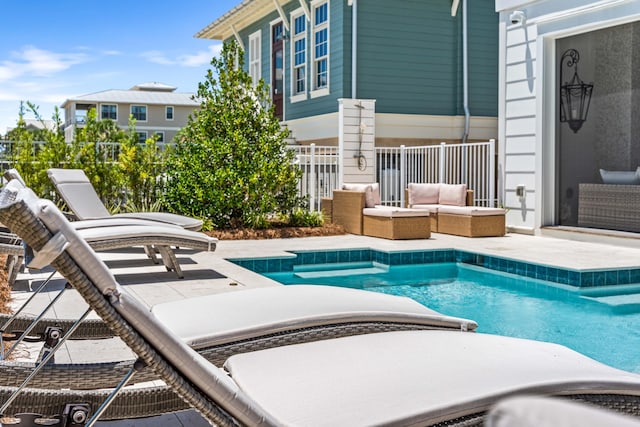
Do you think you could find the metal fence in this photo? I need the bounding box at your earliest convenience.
[0,139,495,210]
[375,140,496,207]
[289,144,339,211]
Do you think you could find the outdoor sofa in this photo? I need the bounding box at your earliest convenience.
[326,183,431,239]
[406,182,506,237]
[3,181,640,425]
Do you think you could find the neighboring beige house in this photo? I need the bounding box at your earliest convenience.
[61,82,198,143]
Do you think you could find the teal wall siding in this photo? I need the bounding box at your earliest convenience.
[356,0,497,117]
[226,0,496,120]
[467,0,499,117]
[357,0,458,115]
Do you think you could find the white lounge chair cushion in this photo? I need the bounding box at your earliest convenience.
[112,212,203,230]
[152,285,474,348]
[486,396,640,427]
[408,183,440,205]
[362,207,429,218]
[47,168,203,231]
[438,205,506,216]
[439,183,468,206]
[76,224,217,251]
[70,218,182,230]
[342,183,381,208]
[225,330,640,427]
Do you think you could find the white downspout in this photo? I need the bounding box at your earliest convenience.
[351,0,357,99]
[462,0,470,143]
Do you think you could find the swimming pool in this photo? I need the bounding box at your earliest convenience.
[231,249,640,373]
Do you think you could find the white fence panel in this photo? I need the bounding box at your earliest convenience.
[376,140,496,207]
[289,144,339,211]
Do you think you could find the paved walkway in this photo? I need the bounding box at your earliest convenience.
[7,231,640,425]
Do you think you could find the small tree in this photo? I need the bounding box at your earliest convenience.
[163,41,302,229]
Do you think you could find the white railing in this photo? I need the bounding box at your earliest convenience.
[376,140,496,207]
[289,144,339,211]
[0,140,495,211]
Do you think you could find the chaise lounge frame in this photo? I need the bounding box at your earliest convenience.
[2,185,640,425]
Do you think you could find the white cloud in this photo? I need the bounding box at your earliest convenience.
[141,44,223,68]
[141,50,175,65]
[179,44,223,67]
[0,46,88,82]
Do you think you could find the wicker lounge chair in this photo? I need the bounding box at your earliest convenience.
[0,179,216,278]
[2,184,640,425]
[0,186,479,421]
[45,168,203,231]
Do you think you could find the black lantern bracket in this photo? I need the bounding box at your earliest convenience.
[559,48,594,133]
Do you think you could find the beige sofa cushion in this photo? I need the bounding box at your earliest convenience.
[438,205,505,216]
[342,183,381,208]
[408,183,440,205]
[439,184,467,206]
[410,204,441,213]
[363,207,429,218]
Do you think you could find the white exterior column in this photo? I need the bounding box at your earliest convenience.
[338,98,376,185]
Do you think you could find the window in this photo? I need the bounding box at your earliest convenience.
[131,105,147,121]
[312,1,329,94]
[291,12,307,97]
[101,104,117,120]
[249,30,261,86]
[136,131,148,144]
[165,106,174,120]
[154,131,164,143]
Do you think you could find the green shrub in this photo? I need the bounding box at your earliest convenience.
[287,208,324,227]
[162,41,303,229]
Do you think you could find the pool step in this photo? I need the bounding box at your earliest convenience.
[293,261,389,279]
[581,293,640,313]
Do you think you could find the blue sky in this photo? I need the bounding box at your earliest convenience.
[0,1,238,134]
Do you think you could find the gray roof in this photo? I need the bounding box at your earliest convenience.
[61,88,198,108]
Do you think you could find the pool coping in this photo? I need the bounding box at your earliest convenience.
[228,247,640,288]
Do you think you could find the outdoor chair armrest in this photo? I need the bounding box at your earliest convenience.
[331,190,366,235]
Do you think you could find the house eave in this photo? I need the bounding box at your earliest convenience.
[195,0,290,41]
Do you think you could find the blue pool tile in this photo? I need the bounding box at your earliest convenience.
[630,269,640,284]
[389,252,404,265]
[422,251,435,264]
[515,262,527,277]
[337,250,350,263]
[567,271,580,287]
[325,251,338,263]
[556,268,569,285]
[398,252,410,264]
[410,251,425,264]
[592,272,606,286]
[314,251,327,264]
[617,269,630,285]
[535,265,547,280]
[605,270,618,286]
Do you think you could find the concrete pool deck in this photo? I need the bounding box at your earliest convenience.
[7,230,640,425]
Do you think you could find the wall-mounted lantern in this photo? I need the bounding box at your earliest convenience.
[559,48,594,133]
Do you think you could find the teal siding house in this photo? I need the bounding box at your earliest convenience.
[196,0,498,146]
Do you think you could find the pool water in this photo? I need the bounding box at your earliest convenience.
[265,262,640,373]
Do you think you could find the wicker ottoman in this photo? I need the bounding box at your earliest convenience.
[362,208,431,240]
[436,206,506,237]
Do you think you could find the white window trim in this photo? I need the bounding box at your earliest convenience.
[131,105,148,122]
[154,131,165,142]
[165,106,174,121]
[290,8,308,102]
[100,103,117,121]
[310,0,330,97]
[248,30,262,86]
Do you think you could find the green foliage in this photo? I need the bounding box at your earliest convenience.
[286,208,324,227]
[163,41,303,229]
[5,103,169,214]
